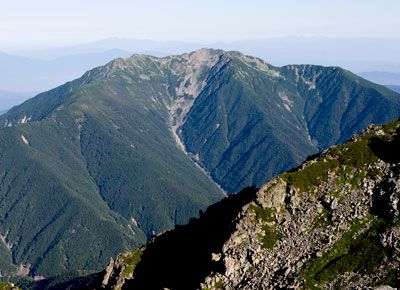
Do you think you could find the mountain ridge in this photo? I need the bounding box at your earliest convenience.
[5,49,399,193]
[0,48,399,279]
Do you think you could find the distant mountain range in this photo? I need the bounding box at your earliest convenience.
[0,49,399,280]
[14,37,400,72]
[387,85,400,93]
[360,71,400,86]
[0,90,36,112]
[0,49,132,93]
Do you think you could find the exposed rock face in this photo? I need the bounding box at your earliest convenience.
[200,122,400,289]
[90,121,400,290]
[99,248,144,290]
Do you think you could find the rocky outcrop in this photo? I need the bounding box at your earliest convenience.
[201,121,400,289]
[100,120,400,290]
[99,248,144,290]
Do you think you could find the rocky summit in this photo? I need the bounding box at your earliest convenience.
[66,120,400,290]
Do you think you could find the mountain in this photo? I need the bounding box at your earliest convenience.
[179,59,400,193]
[49,120,400,290]
[0,49,399,279]
[0,50,227,278]
[387,85,400,93]
[0,49,132,93]
[360,71,400,86]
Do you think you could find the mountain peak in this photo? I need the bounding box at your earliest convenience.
[81,48,279,84]
[1,49,399,279]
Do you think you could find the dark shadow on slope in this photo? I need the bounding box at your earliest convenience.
[369,128,400,163]
[9,271,103,290]
[369,127,400,222]
[123,186,258,290]
[371,179,398,221]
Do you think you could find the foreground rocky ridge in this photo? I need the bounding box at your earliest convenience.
[68,120,400,290]
[201,121,400,289]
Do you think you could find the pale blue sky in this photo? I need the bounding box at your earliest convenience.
[1,0,399,49]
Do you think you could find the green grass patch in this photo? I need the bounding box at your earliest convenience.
[248,265,255,273]
[249,204,275,223]
[0,282,20,290]
[366,167,381,178]
[250,204,281,249]
[201,279,223,290]
[382,120,400,133]
[337,139,378,167]
[257,225,281,250]
[329,132,379,169]
[121,249,143,278]
[282,123,397,194]
[328,190,343,199]
[336,168,367,189]
[309,208,332,231]
[316,238,385,282]
[214,279,224,289]
[282,159,339,192]
[300,217,387,288]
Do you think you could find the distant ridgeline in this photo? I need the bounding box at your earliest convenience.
[0,48,399,279]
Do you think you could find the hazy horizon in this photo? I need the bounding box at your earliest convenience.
[3,36,400,54]
[1,0,400,50]
[1,0,400,109]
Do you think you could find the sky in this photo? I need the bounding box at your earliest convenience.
[0,0,400,50]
